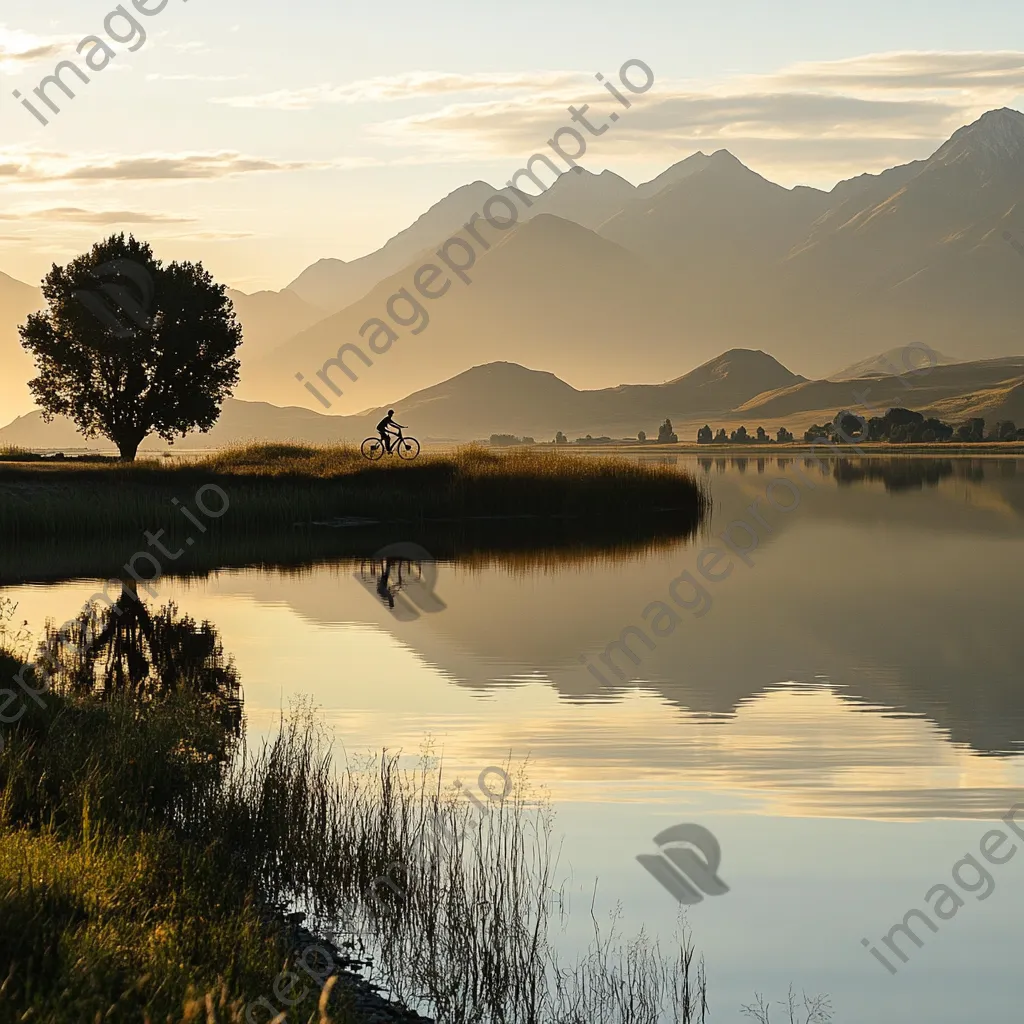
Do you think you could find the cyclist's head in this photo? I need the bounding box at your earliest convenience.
[388,409,394,415]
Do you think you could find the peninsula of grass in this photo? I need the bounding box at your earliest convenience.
[0,442,710,542]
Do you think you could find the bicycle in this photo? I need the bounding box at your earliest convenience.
[361,427,421,461]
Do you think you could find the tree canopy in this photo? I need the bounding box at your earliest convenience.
[657,418,678,444]
[20,234,242,460]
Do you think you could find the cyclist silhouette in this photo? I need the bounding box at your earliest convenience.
[377,410,406,454]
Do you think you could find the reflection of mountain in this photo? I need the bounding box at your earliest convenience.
[206,457,1024,761]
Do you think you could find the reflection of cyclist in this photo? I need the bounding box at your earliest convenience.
[376,410,406,454]
[376,558,396,609]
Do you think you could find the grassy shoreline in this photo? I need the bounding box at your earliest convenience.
[0,443,709,543]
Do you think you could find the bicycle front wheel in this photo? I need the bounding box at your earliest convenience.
[397,437,421,460]
[361,437,385,460]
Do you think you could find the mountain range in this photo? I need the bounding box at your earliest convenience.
[3,107,1024,431]
[240,106,1024,414]
[5,348,1024,452]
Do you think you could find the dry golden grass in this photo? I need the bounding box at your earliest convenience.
[0,442,710,541]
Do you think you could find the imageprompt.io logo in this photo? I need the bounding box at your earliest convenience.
[353,542,447,621]
[636,824,730,905]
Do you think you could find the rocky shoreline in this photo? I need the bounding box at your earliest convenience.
[261,906,433,1023]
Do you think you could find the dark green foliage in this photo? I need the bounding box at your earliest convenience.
[833,410,867,440]
[19,235,241,460]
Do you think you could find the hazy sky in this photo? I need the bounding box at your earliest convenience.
[2,0,1024,291]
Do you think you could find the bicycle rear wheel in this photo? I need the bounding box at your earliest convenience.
[397,437,421,460]
[361,437,385,460]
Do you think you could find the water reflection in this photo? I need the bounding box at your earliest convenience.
[5,455,1024,1024]
[353,543,447,621]
[0,509,707,588]
[37,580,242,736]
[833,458,955,491]
[6,456,1024,812]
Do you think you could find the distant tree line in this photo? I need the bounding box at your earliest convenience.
[691,407,1023,445]
[490,433,536,445]
[546,419,681,445]
[633,419,678,444]
[540,408,1022,449]
[803,408,1023,444]
[695,424,794,444]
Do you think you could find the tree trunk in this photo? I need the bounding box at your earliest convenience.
[117,437,140,461]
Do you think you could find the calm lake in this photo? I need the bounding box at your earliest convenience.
[4,454,1023,1023]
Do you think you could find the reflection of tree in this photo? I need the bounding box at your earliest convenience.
[38,580,241,736]
[833,458,954,492]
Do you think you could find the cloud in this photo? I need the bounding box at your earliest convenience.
[167,40,210,54]
[774,50,1024,93]
[0,151,329,183]
[0,26,69,68]
[0,208,195,225]
[59,154,311,181]
[188,229,255,240]
[373,81,972,153]
[146,72,248,82]
[364,52,1024,185]
[211,70,587,110]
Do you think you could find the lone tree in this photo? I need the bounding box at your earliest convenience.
[20,235,241,460]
